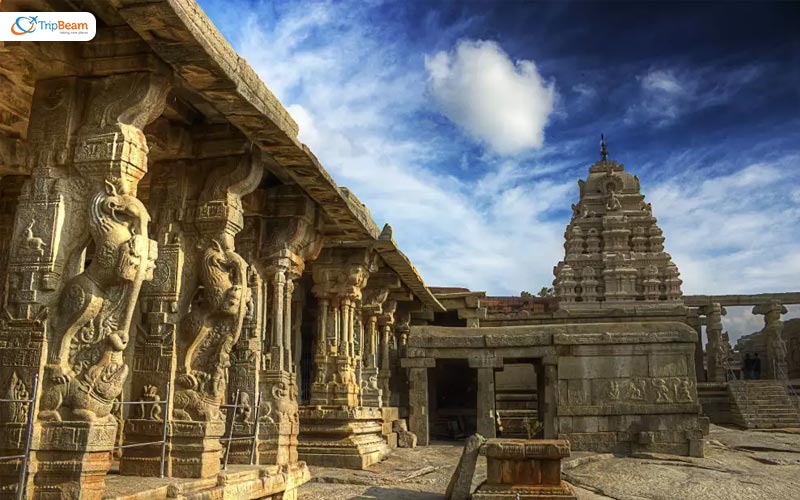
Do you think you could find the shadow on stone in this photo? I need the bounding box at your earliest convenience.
[355,486,444,499]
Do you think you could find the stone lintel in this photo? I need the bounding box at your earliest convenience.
[469,356,503,369]
[400,357,435,368]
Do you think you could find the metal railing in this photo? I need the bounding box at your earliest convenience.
[219,390,262,470]
[0,374,38,500]
[111,381,171,478]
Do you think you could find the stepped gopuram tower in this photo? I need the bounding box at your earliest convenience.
[553,136,684,317]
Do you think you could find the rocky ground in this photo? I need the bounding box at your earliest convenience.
[297,425,800,500]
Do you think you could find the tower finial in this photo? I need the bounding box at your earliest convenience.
[600,133,608,161]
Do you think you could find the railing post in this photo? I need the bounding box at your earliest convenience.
[17,373,37,500]
[223,390,240,471]
[250,391,261,465]
[160,381,171,479]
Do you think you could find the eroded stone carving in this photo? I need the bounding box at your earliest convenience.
[173,238,249,421]
[39,180,156,423]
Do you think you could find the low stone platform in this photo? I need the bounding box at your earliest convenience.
[103,462,309,500]
[472,439,576,500]
[297,406,390,469]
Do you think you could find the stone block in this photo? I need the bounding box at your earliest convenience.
[392,419,408,432]
[558,355,648,380]
[571,416,599,433]
[397,431,418,448]
[648,353,689,377]
[445,433,485,500]
[386,432,398,449]
[472,439,576,500]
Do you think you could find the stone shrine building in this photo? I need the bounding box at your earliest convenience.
[404,141,706,457]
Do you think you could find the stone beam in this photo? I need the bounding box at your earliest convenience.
[684,293,800,307]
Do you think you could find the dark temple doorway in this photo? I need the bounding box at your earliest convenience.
[429,359,477,439]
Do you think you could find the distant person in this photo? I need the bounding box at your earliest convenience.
[743,353,752,380]
[753,353,762,380]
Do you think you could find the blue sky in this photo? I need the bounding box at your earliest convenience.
[198,0,800,340]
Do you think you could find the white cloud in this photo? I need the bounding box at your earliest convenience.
[425,40,557,155]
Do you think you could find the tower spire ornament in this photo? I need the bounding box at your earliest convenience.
[600,133,608,161]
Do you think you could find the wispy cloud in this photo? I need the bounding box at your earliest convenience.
[626,64,764,127]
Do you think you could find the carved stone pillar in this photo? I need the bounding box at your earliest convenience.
[225,216,263,465]
[700,303,726,383]
[120,150,262,478]
[753,302,788,380]
[378,301,397,408]
[299,248,390,469]
[0,73,168,499]
[308,252,370,407]
[541,361,558,439]
[360,287,388,407]
[255,185,322,466]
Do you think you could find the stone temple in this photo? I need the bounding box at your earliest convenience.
[0,1,797,500]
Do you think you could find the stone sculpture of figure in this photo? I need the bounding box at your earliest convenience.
[236,391,252,423]
[39,181,157,423]
[653,378,672,403]
[139,385,162,421]
[628,380,644,400]
[607,381,620,401]
[21,219,46,255]
[571,203,580,220]
[261,380,299,425]
[172,238,250,422]
[606,188,622,212]
[677,379,693,402]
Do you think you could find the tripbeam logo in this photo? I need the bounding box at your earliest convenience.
[1,12,96,41]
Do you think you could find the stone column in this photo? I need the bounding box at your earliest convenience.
[686,308,705,382]
[223,215,263,465]
[541,360,558,439]
[258,260,299,466]
[753,302,789,380]
[298,248,390,469]
[360,306,382,407]
[378,301,397,408]
[256,184,323,466]
[403,358,435,446]
[701,303,726,383]
[0,73,168,499]
[470,356,502,439]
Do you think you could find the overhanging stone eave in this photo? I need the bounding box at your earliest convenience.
[323,238,445,313]
[114,0,380,240]
[373,239,445,313]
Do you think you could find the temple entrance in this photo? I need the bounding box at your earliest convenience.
[429,359,477,439]
[495,359,544,438]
